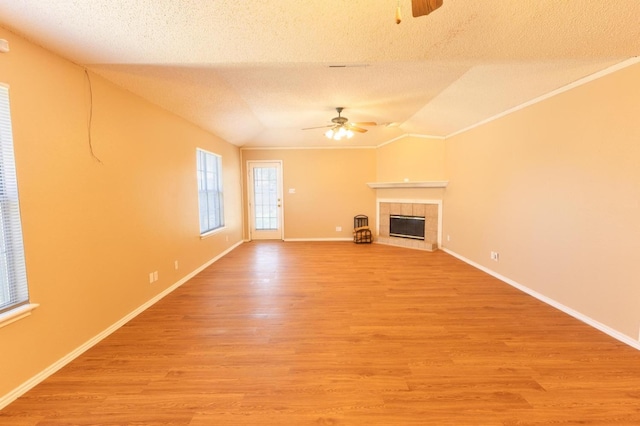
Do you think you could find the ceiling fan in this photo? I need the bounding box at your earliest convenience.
[396,0,443,24]
[302,107,376,140]
[412,0,443,17]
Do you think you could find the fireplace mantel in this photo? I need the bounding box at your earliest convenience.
[367,181,448,189]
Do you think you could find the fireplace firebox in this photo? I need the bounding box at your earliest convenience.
[389,215,425,240]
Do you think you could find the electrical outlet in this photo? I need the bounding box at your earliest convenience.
[336,226,342,232]
[174,260,179,270]
[490,251,500,262]
[447,235,451,242]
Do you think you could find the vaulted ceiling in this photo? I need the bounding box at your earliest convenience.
[0,1,638,147]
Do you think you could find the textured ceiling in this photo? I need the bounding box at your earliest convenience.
[0,1,638,147]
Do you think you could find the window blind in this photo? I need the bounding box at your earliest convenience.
[197,149,224,234]
[0,85,29,315]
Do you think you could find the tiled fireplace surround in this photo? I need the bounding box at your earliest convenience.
[377,201,441,251]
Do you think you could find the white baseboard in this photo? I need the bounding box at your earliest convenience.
[0,241,244,411]
[442,248,640,351]
[284,238,353,242]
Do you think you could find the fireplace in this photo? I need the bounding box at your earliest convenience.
[377,200,441,251]
[389,215,425,240]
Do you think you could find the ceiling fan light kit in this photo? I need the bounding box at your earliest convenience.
[302,107,376,141]
[325,127,354,141]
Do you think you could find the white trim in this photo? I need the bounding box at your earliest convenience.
[375,133,445,148]
[240,145,376,151]
[247,160,285,241]
[442,247,640,351]
[0,303,39,329]
[240,135,443,151]
[445,57,640,139]
[406,133,445,140]
[0,241,243,411]
[374,134,407,148]
[199,226,226,239]
[284,238,353,242]
[367,181,448,189]
[377,198,443,248]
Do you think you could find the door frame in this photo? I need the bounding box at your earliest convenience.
[246,160,284,241]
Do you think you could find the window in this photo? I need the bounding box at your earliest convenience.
[0,85,30,319]
[196,148,224,234]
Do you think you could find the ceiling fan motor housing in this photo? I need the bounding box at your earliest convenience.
[332,107,348,125]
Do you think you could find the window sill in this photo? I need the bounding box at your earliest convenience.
[0,303,39,329]
[200,226,226,240]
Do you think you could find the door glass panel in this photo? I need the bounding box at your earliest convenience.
[253,167,278,230]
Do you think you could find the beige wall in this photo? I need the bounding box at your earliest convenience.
[376,135,446,182]
[241,149,377,240]
[0,27,242,398]
[443,63,640,339]
[373,135,447,203]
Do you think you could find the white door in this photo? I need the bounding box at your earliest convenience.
[248,161,283,240]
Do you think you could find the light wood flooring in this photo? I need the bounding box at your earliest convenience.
[2,241,640,425]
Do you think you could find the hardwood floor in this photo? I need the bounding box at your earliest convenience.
[2,241,640,425]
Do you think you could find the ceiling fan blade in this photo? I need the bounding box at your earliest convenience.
[301,125,333,130]
[351,122,377,127]
[347,125,368,133]
[412,0,443,17]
